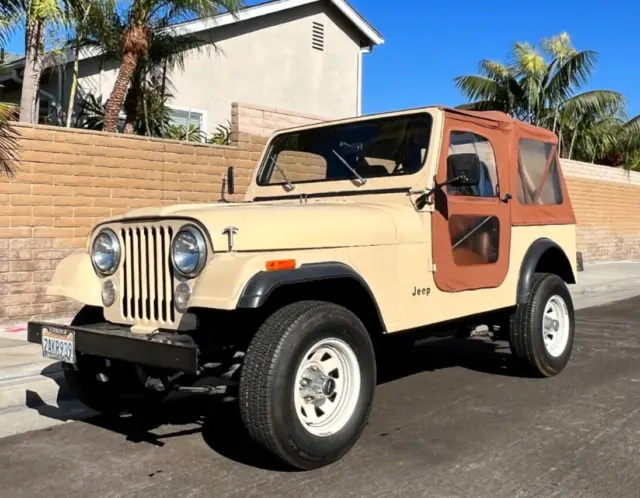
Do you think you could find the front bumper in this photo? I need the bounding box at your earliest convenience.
[27,321,199,374]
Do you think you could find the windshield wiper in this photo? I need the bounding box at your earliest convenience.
[331,149,367,186]
[269,155,295,191]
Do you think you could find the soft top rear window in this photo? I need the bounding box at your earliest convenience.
[257,113,433,187]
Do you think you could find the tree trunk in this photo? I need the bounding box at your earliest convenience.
[143,80,151,137]
[160,59,167,137]
[103,51,138,133]
[65,40,81,127]
[19,19,45,123]
[123,81,140,135]
[568,128,578,160]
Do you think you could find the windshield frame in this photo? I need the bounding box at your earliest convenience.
[255,111,434,189]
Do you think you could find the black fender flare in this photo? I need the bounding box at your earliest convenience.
[237,261,386,331]
[517,238,576,304]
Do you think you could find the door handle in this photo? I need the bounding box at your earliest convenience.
[501,193,512,203]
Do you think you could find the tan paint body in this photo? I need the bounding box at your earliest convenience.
[47,107,577,334]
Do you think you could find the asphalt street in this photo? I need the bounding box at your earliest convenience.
[0,297,639,498]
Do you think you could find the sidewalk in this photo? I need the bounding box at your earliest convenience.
[0,259,639,438]
[570,259,640,310]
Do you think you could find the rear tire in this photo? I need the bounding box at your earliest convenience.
[239,301,376,470]
[509,273,575,377]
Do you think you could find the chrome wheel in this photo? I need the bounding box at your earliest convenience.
[293,338,361,437]
[542,295,570,357]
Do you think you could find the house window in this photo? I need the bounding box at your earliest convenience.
[312,22,324,51]
[166,106,207,141]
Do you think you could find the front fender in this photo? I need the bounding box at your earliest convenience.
[188,249,353,310]
[188,253,274,310]
[47,252,102,307]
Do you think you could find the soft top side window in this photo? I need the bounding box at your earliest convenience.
[517,138,563,205]
[446,131,499,198]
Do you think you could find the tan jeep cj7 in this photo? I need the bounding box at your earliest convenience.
[28,106,577,470]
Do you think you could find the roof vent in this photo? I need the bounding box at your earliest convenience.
[312,22,324,51]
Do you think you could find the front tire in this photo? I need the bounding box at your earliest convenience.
[63,306,166,416]
[239,301,376,470]
[509,273,575,377]
[63,358,166,416]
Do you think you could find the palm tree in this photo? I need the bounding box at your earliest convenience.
[123,25,214,134]
[1,1,21,175]
[62,0,115,127]
[454,33,625,132]
[17,0,65,123]
[102,0,242,134]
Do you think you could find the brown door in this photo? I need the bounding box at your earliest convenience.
[431,116,512,292]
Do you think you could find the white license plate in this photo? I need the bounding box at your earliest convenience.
[42,326,76,365]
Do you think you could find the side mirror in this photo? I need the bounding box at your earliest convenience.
[227,166,235,195]
[447,153,480,186]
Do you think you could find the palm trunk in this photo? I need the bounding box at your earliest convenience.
[122,83,138,134]
[568,128,578,160]
[65,39,81,127]
[160,59,167,137]
[557,129,563,157]
[143,80,151,136]
[19,19,45,123]
[103,51,139,133]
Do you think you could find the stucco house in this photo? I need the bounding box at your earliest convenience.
[0,0,383,137]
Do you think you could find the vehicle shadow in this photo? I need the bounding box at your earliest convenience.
[27,334,533,472]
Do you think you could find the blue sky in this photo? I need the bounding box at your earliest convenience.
[353,0,640,118]
[4,0,640,119]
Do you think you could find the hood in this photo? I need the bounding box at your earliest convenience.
[104,200,425,251]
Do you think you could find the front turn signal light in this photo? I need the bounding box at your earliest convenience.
[266,259,296,271]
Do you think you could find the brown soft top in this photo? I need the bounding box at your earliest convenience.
[436,106,558,144]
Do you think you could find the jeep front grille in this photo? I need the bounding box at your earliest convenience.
[120,224,176,325]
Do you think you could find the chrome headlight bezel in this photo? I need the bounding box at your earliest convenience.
[171,225,207,279]
[91,228,121,276]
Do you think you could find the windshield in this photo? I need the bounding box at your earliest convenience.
[257,113,433,187]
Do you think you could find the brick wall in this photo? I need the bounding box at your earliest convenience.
[1,102,640,322]
[0,107,267,321]
[231,101,326,139]
[561,159,640,262]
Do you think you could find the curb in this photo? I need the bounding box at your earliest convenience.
[0,347,67,413]
[570,277,640,296]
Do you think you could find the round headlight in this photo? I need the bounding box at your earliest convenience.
[91,229,120,275]
[171,226,207,278]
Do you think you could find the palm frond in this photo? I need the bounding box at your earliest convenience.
[545,49,598,104]
[454,75,503,103]
[477,60,511,80]
[0,0,23,47]
[0,102,19,177]
[559,90,626,119]
[623,114,640,134]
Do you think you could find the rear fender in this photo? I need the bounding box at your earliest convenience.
[517,238,576,304]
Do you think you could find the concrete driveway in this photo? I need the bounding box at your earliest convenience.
[0,296,639,498]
